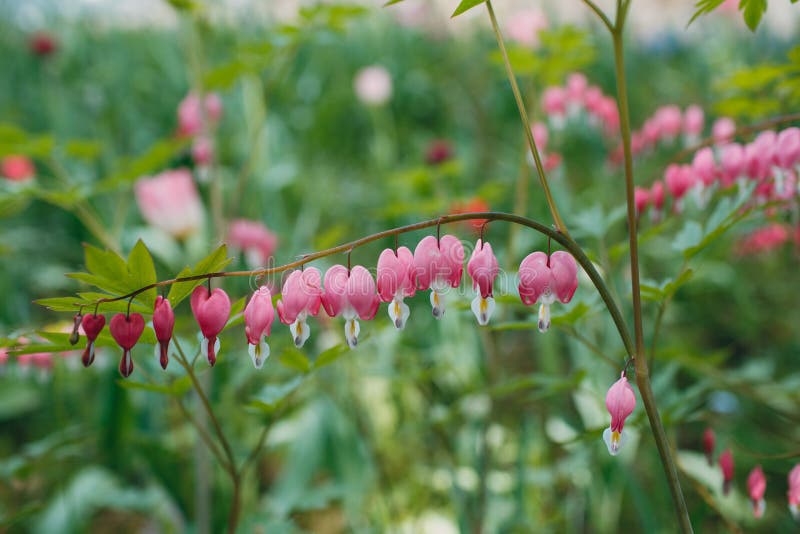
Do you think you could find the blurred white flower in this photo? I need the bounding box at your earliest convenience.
[354,65,393,106]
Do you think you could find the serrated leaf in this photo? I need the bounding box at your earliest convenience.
[452,0,486,17]
[127,240,157,306]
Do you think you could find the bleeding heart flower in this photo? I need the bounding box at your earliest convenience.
[244,286,275,369]
[322,265,380,348]
[712,117,736,145]
[747,465,766,518]
[664,164,696,212]
[110,313,145,378]
[603,372,637,456]
[277,268,322,348]
[518,250,578,332]
[153,296,175,370]
[720,448,734,495]
[413,235,464,319]
[377,247,416,330]
[191,286,231,366]
[683,105,704,144]
[703,427,716,466]
[634,187,650,219]
[788,464,800,519]
[467,240,499,326]
[80,313,106,368]
[650,181,665,222]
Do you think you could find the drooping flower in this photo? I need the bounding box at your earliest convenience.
[719,143,745,188]
[712,117,736,145]
[153,296,175,370]
[542,86,567,124]
[1,155,35,182]
[735,224,790,256]
[425,139,454,166]
[29,32,57,57]
[192,136,214,167]
[518,250,578,332]
[703,427,716,466]
[377,247,416,330]
[177,92,222,137]
[683,105,705,144]
[244,286,275,369]
[354,65,392,106]
[788,464,800,519]
[467,240,499,326]
[650,180,665,222]
[720,448,734,495]
[80,313,106,368]
[747,465,767,518]
[227,219,278,269]
[277,268,322,348]
[134,169,204,239]
[322,265,380,348]
[664,164,696,212]
[190,286,231,366]
[413,235,464,319]
[634,187,650,218]
[603,373,637,456]
[776,127,800,170]
[654,105,683,142]
[109,313,145,378]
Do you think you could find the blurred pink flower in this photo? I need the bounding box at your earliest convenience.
[425,139,454,166]
[192,136,214,166]
[683,105,705,141]
[135,169,204,239]
[735,224,790,256]
[712,117,736,145]
[29,32,57,57]
[720,448,734,495]
[505,9,548,48]
[227,219,278,268]
[177,92,222,137]
[747,466,766,518]
[1,155,35,182]
[654,105,683,141]
[634,187,650,218]
[788,464,800,518]
[354,65,392,106]
[542,86,567,119]
[703,428,716,465]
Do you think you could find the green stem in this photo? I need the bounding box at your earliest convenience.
[609,3,692,531]
[484,0,570,237]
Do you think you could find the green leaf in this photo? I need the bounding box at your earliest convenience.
[672,221,703,254]
[167,245,232,307]
[313,343,349,370]
[384,0,406,5]
[279,347,312,374]
[126,240,157,306]
[741,0,767,31]
[248,376,303,413]
[688,0,726,25]
[452,0,486,17]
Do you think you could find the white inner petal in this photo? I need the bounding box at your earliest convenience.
[430,290,446,319]
[248,340,269,369]
[471,295,495,326]
[602,427,628,456]
[388,297,410,330]
[290,317,311,348]
[538,303,551,333]
[345,318,360,348]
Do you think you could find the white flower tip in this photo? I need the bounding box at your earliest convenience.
[790,503,799,520]
[388,299,410,330]
[345,318,360,349]
[471,295,495,326]
[603,427,627,456]
[537,303,551,333]
[290,318,311,348]
[248,340,269,369]
[430,291,445,320]
[753,499,765,518]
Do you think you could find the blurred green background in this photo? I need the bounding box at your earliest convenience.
[1,1,799,532]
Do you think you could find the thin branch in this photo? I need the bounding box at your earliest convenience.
[176,397,229,472]
[78,212,635,359]
[484,0,571,237]
[580,0,614,32]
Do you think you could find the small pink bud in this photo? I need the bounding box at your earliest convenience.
[719,448,734,495]
[80,313,106,367]
[413,235,464,319]
[192,136,214,166]
[322,265,380,348]
[655,105,683,141]
[603,373,636,456]
[518,250,578,332]
[467,240,499,325]
[747,465,766,518]
[190,286,231,366]
[177,92,223,137]
[244,286,275,369]
[692,147,717,187]
[719,143,745,188]
[153,296,175,370]
[277,268,322,348]
[703,427,716,466]
[377,247,416,329]
[566,72,588,104]
[29,32,58,57]
[69,312,83,346]
[110,313,145,378]
[542,86,567,118]
[584,86,603,114]
[664,164,696,210]
[788,464,800,518]
[425,139,454,166]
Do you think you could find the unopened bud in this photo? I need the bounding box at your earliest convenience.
[69,312,82,345]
